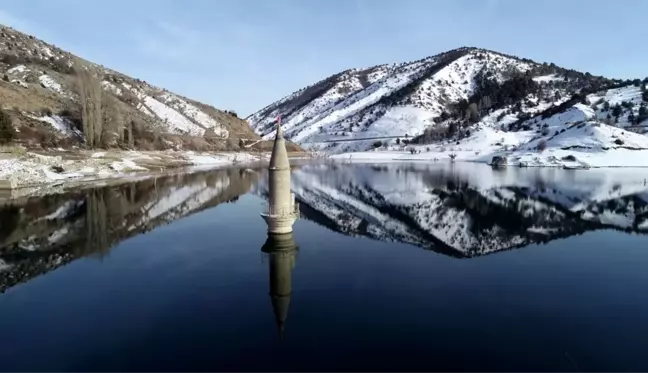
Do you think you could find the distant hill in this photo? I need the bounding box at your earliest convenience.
[0,24,301,153]
[248,47,647,154]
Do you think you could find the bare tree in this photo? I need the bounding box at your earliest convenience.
[101,93,122,147]
[76,66,103,147]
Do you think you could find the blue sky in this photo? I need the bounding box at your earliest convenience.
[1,0,646,116]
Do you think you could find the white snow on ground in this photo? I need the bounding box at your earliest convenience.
[139,95,205,136]
[533,74,563,83]
[137,102,155,118]
[101,81,123,95]
[250,49,536,148]
[333,117,648,168]
[48,227,69,244]
[91,152,105,158]
[596,211,634,228]
[38,74,65,94]
[160,93,229,138]
[135,177,231,228]
[7,65,28,74]
[28,115,82,137]
[110,158,147,172]
[367,106,433,138]
[39,200,78,221]
[183,151,262,165]
[41,165,83,181]
[11,79,28,88]
[588,85,643,107]
[0,259,12,272]
[40,46,55,58]
[0,151,263,190]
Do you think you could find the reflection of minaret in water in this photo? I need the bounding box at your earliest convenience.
[260,116,300,337]
[260,116,299,234]
[262,233,299,338]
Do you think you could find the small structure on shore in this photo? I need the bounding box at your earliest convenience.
[261,117,299,234]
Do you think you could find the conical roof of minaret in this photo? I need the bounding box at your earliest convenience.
[271,294,291,337]
[269,118,290,170]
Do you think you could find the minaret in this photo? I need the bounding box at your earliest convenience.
[261,232,299,338]
[261,116,299,234]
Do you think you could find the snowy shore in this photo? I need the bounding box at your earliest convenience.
[0,148,268,191]
[331,122,648,169]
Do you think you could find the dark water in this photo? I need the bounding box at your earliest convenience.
[2,163,648,371]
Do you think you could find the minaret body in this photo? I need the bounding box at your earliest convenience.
[261,120,299,234]
[262,233,299,337]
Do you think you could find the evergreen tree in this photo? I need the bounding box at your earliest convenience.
[612,104,623,119]
[0,109,14,144]
[638,104,648,124]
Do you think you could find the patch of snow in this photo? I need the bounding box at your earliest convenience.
[11,79,28,88]
[160,93,229,138]
[49,227,69,243]
[39,200,78,221]
[101,81,123,96]
[533,74,562,83]
[0,259,12,272]
[111,158,147,172]
[140,95,205,136]
[29,115,82,137]
[39,74,65,95]
[7,65,28,74]
[40,46,55,58]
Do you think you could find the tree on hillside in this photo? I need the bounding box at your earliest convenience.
[76,67,103,147]
[0,108,14,144]
[101,93,123,147]
[638,104,648,124]
[611,104,623,120]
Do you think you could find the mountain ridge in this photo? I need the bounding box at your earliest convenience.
[248,46,647,156]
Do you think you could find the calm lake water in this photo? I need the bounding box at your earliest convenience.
[2,162,648,371]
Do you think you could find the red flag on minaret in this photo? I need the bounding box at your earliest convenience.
[276,115,282,124]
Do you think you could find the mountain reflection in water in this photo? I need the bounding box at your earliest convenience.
[2,163,648,294]
[2,162,648,371]
[0,167,260,293]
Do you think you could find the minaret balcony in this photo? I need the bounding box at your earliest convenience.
[261,202,300,218]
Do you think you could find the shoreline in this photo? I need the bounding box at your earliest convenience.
[329,148,648,170]
[0,148,308,198]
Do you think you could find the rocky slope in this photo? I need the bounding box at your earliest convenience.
[248,47,648,156]
[0,24,301,153]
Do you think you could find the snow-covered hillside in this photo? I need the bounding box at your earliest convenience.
[258,163,648,257]
[248,47,648,161]
[0,24,255,151]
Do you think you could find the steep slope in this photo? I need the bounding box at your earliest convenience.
[249,47,647,155]
[0,24,302,153]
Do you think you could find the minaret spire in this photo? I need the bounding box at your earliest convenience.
[262,115,298,234]
[275,115,283,139]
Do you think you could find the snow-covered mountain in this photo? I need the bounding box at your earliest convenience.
[0,167,259,293]
[256,163,648,257]
[248,47,648,155]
